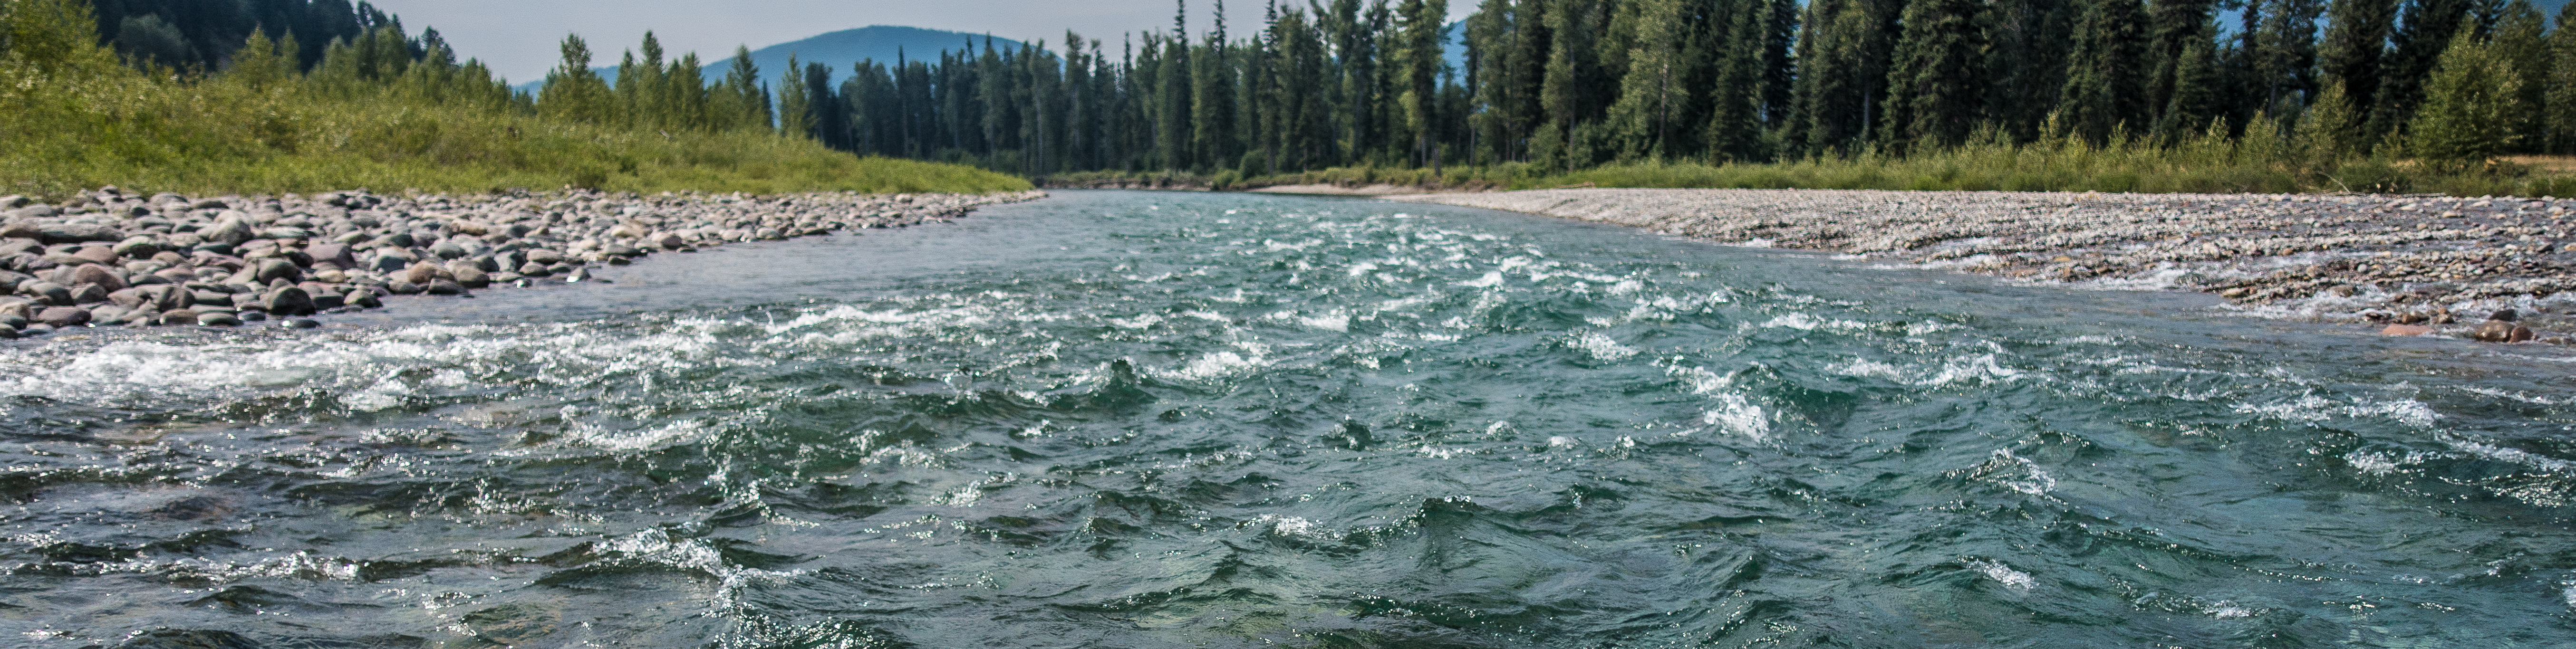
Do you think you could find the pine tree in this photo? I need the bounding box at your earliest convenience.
[2487,0,2546,152]
[2255,0,2324,122]
[225,28,298,88]
[1395,0,1449,167]
[1603,0,1687,161]
[2549,1,2576,153]
[1881,0,1990,152]
[2055,0,2151,144]
[1786,0,1901,156]
[2152,26,2224,142]
[2367,0,2476,141]
[1982,0,2076,142]
[2409,29,2523,167]
[778,53,812,138]
[2144,0,2215,124]
[539,34,616,124]
[2319,0,2397,146]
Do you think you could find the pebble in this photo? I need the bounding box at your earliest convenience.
[0,187,1042,337]
[1408,189,2576,343]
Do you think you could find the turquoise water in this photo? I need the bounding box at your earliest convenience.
[3,191,2573,648]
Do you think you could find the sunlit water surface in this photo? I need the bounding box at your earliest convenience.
[5,191,2575,648]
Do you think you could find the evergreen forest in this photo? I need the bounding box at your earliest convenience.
[750,0,2576,194]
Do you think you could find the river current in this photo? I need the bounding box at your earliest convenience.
[4,191,2573,648]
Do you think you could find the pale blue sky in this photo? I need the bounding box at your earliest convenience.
[372,0,1480,83]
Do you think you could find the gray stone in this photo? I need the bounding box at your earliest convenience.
[38,222,121,244]
[0,220,41,239]
[385,280,422,295]
[69,263,125,291]
[345,289,382,308]
[34,306,88,327]
[22,282,71,305]
[202,213,255,246]
[65,283,107,304]
[425,279,466,295]
[111,236,162,258]
[160,308,199,325]
[251,258,300,284]
[518,262,552,277]
[196,312,241,326]
[281,318,320,329]
[447,261,490,288]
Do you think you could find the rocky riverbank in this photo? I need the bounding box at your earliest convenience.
[1400,188,2576,342]
[0,187,1044,337]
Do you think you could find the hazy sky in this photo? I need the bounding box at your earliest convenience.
[370,0,1482,83]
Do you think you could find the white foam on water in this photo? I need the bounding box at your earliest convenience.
[1456,271,1506,288]
[1569,332,1640,361]
[1105,314,1164,329]
[1922,354,2026,386]
[1830,358,1909,380]
[1977,449,2058,495]
[1762,312,1871,332]
[1964,559,2037,593]
[1701,393,1771,441]
[2458,385,2562,405]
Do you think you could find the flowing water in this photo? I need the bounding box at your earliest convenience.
[4,191,2575,648]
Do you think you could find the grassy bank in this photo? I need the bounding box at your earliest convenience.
[0,2,1028,200]
[1044,128,2576,198]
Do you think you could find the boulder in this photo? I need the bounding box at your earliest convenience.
[70,246,117,265]
[447,260,490,288]
[160,308,199,325]
[424,279,466,295]
[111,236,163,258]
[251,258,300,284]
[22,281,71,305]
[34,306,88,327]
[0,220,41,239]
[264,286,314,315]
[197,311,241,326]
[401,260,449,285]
[87,305,129,325]
[517,262,552,277]
[107,287,146,308]
[385,280,422,295]
[39,222,123,244]
[202,213,255,246]
[66,283,108,304]
[69,263,125,291]
[306,242,355,267]
[2382,324,2434,336]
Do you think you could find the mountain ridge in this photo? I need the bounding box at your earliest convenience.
[515,25,1021,93]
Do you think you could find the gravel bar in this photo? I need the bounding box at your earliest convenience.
[0,187,1046,337]
[1400,188,2576,342]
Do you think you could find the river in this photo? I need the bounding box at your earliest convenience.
[4,190,2573,648]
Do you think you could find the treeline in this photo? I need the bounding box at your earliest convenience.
[738,0,2562,178]
[0,0,1025,197]
[89,0,408,72]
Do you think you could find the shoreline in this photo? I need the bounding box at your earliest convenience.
[1396,187,2576,342]
[0,188,1046,338]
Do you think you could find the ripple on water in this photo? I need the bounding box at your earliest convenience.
[3,191,2574,648]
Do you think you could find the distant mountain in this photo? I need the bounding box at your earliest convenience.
[515,26,1020,94]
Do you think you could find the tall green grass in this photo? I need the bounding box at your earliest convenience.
[0,17,1028,199]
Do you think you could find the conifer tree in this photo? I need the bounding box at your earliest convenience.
[539,34,615,124]
[2408,29,2522,167]
[2320,0,2397,145]
[2367,0,2476,140]
[225,28,298,88]
[1395,0,1448,166]
[778,53,812,138]
[1881,0,1990,152]
[1787,0,1901,156]
[2549,1,2576,153]
[1983,0,2076,142]
[2152,26,2223,142]
[2056,0,2151,144]
[2487,0,2546,151]
[2254,0,2324,122]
